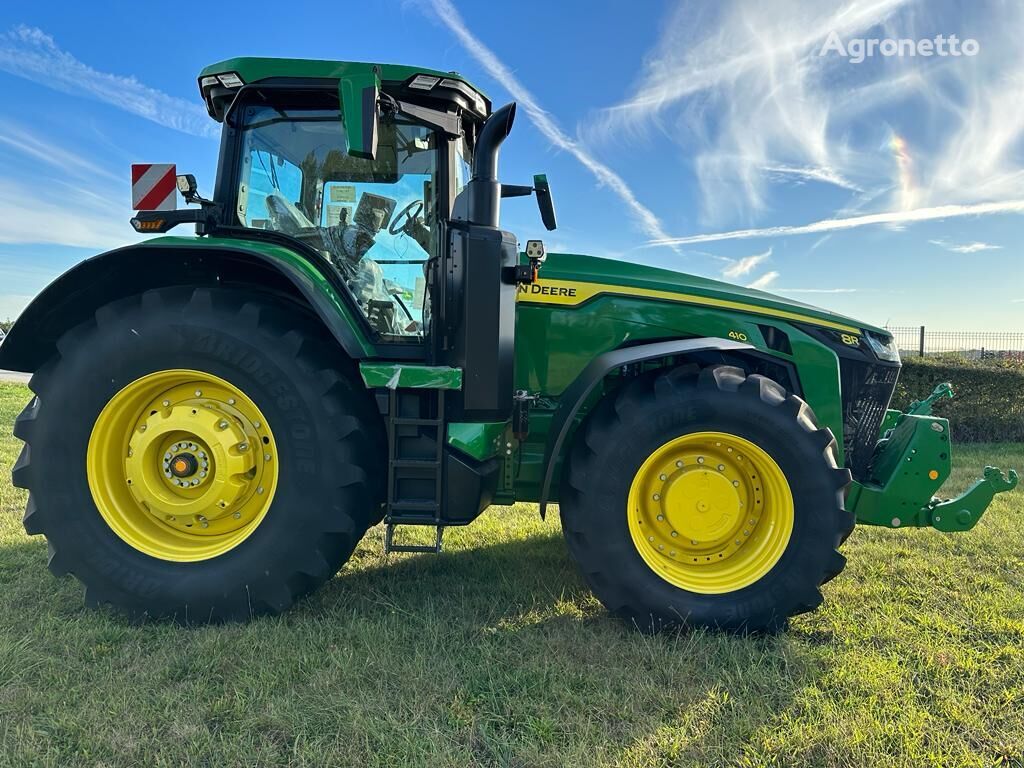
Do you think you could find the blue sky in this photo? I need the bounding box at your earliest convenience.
[0,0,1021,330]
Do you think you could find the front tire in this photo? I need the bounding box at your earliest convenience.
[559,365,852,632]
[12,287,384,622]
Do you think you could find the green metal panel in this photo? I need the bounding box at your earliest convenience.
[358,363,462,390]
[447,422,507,461]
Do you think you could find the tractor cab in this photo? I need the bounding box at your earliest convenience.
[173,60,555,418]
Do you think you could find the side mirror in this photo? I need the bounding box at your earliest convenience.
[533,174,557,231]
[339,69,382,160]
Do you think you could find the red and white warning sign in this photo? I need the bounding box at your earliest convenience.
[131,163,177,211]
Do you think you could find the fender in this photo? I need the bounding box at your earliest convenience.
[0,235,409,373]
[537,337,755,517]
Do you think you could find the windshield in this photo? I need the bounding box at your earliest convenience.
[236,104,441,340]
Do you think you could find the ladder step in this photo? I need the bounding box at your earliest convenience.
[391,459,440,468]
[384,523,443,554]
[392,417,442,426]
[389,501,438,512]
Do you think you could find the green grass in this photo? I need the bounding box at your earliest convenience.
[1,380,1022,767]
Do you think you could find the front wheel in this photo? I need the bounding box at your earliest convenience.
[13,287,384,622]
[559,365,852,632]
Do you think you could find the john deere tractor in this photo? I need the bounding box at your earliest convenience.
[2,58,1016,631]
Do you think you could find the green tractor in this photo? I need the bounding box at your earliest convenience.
[2,57,1016,631]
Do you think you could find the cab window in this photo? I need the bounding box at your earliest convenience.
[235,102,439,341]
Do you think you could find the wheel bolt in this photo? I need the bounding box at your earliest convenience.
[200,521,209,528]
[652,493,660,501]
[188,443,198,452]
[264,454,271,462]
[257,486,264,494]
[238,443,249,451]
[697,456,704,464]
[194,390,202,397]
[657,514,664,521]
[676,460,683,468]
[659,473,667,481]
[253,421,261,429]
[162,400,170,407]
[199,471,207,479]
[717,464,725,471]
[228,398,236,405]
[139,425,147,432]
[671,531,678,538]
[733,480,739,487]
[218,421,228,429]
[232,512,241,519]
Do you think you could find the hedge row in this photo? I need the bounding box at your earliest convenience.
[891,355,1024,442]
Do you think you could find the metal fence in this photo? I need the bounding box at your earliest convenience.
[886,326,1024,359]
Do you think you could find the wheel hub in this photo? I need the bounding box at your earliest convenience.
[627,431,793,593]
[88,370,278,561]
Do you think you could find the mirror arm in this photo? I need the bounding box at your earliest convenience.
[500,184,534,198]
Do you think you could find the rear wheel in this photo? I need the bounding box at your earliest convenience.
[560,364,852,632]
[13,287,384,622]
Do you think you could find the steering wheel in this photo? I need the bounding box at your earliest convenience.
[388,200,424,235]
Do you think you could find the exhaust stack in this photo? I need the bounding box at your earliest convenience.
[467,102,516,227]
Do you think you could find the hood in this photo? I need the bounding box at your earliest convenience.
[535,252,888,337]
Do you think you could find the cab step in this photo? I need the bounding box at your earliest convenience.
[382,386,446,555]
[384,523,444,554]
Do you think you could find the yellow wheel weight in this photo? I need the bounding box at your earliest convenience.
[627,431,794,594]
[87,370,278,562]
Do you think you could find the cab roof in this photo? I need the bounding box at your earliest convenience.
[200,56,481,94]
[199,57,489,123]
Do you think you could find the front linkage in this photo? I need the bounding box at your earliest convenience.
[848,383,1018,532]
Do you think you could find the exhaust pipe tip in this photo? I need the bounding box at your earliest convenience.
[472,102,516,182]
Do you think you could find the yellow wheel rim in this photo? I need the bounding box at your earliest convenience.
[627,431,793,594]
[87,370,279,562]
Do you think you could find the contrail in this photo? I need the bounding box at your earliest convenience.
[429,0,676,247]
[646,200,1024,247]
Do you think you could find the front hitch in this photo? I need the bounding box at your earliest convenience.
[927,466,1019,532]
[848,383,1018,532]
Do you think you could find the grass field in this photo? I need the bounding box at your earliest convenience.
[1,380,1022,767]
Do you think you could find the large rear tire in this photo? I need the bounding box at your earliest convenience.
[559,364,852,632]
[12,287,384,622]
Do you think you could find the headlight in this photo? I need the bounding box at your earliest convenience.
[866,332,900,362]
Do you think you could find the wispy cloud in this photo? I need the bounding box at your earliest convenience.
[777,287,857,294]
[929,239,1003,254]
[589,0,1024,230]
[0,120,120,182]
[647,199,1024,247]
[0,179,136,249]
[762,165,862,192]
[0,26,216,138]
[747,271,780,290]
[721,247,771,278]
[0,119,136,249]
[427,0,674,246]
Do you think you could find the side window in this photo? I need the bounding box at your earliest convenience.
[236,104,439,342]
[239,151,305,231]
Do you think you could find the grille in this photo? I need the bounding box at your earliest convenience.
[838,359,900,481]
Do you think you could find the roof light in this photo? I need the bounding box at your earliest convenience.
[200,75,219,88]
[409,74,440,90]
[216,72,244,88]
